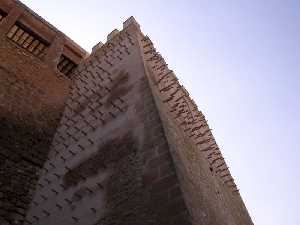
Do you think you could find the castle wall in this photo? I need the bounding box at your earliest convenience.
[0,2,85,224]
[25,21,190,225]
[0,2,254,224]
[139,34,254,225]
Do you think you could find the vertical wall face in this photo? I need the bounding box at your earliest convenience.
[0,66,67,225]
[26,22,190,225]
[139,34,254,225]
[0,1,85,224]
[1,2,254,223]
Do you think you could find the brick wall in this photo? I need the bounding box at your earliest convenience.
[0,2,254,223]
[139,33,254,225]
[0,3,72,224]
[25,20,190,225]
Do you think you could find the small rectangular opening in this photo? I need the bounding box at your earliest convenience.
[6,21,50,58]
[57,54,77,77]
[0,8,8,22]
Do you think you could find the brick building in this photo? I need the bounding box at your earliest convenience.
[0,1,254,225]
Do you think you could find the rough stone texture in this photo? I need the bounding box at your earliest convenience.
[139,34,254,225]
[0,1,84,224]
[25,23,190,225]
[0,40,70,225]
[1,2,254,225]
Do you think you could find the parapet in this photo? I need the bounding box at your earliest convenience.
[92,41,104,53]
[123,16,140,29]
[107,29,120,41]
[90,16,140,58]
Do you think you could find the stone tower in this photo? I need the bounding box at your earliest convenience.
[0,1,254,225]
[24,17,253,225]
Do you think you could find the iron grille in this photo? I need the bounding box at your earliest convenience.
[57,55,77,77]
[6,21,50,58]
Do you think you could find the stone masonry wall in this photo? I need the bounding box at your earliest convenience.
[0,2,254,223]
[139,34,254,225]
[25,19,190,225]
[0,5,71,224]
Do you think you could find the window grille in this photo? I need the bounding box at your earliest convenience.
[57,55,77,77]
[6,21,50,58]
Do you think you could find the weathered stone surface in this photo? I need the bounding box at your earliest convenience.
[1,1,253,225]
[0,1,85,223]
[25,23,190,225]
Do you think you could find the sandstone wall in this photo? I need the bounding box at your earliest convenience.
[139,33,254,225]
[25,20,190,225]
[0,2,254,223]
[0,3,72,224]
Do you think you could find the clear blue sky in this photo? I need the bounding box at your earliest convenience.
[21,1,300,224]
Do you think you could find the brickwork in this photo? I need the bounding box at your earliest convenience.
[0,1,86,224]
[0,1,254,224]
[139,34,254,225]
[0,32,69,225]
[25,21,189,225]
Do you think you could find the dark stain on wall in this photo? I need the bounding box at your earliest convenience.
[92,77,190,225]
[93,134,153,225]
[104,70,132,107]
[72,83,105,116]
[63,132,137,189]
[0,115,56,224]
[72,70,132,119]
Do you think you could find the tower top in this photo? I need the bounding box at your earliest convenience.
[123,16,140,29]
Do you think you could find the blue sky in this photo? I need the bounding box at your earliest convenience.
[22,1,300,224]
